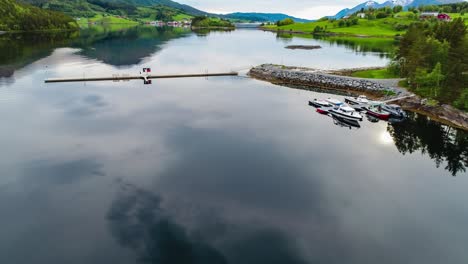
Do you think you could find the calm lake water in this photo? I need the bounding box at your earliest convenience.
[0,27,467,264]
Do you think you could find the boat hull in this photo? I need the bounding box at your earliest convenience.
[329,110,363,121]
[333,115,361,128]
[366,110,390,120]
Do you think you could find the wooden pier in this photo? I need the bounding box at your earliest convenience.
[383,94,415,103]
[44,72,238,83]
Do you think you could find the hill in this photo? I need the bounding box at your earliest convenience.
[0,0,78,31]
[21,0,205,19]
[330,0,465,19]
[21,0,312,24]
[103,0,208,15]
[265,3,468,37]
[222,12,313,23]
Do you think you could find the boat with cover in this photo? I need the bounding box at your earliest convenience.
[329,105,363,121]
[381,104,406,118]
[345,95,370,105]
[309,99,333,108]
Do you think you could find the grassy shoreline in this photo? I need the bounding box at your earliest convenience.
[263,12,468,38]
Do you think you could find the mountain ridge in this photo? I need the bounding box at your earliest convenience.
[330,0,465,19]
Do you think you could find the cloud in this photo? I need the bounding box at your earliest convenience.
[106,181,311,264]
[107,182,228,264]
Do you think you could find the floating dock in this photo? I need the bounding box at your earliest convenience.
[44,72,238,83]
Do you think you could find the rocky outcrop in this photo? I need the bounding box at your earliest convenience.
[248,64,405,97]
[395,96,468,130]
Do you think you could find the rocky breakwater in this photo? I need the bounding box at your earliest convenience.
[248,64,404,97]
[249,64,468,130]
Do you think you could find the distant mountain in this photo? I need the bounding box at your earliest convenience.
[330,0,465,19]
[221,12,313,23]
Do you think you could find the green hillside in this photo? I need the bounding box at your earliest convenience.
[0,0,78,31]
[264,6,468,37]
[22,0,197,23]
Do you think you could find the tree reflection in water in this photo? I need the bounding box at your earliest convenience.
[388,112,468,176]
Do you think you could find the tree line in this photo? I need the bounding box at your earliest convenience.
[392,18,467,110]
[0,0,78,31]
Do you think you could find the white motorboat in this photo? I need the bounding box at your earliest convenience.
[325,98,344,106]
[345,95,370,105]
[329,105,363,121]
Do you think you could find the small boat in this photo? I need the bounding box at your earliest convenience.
[365,104,391,120]
[381,104,406,118]
[309,99,333,108]
[329,105,363,121]
[316,107,332,114]
[326,98,344,106]
[348,103,368,112]
[345,95,370,105]
[332,115,361,129]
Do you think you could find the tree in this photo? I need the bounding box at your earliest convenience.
[276,18,294,26]
[393,5,403,13]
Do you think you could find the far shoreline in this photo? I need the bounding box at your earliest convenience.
[260,27,398,39]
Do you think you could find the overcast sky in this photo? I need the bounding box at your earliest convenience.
[177,0,369,19]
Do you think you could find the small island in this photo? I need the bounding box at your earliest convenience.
[285,45,322,50]
[190,16,235,29]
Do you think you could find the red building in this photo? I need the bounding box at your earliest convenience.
[437,13,451,21]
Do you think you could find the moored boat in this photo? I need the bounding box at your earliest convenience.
[365,104,391,120]
[309,99,333,108]
[326,98,344,106]
[329,105,363,121]
[381,104,406,118]
[316,107,332,114]
[345,95,370,105]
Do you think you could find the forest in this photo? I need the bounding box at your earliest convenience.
[0,0,77,31]
[392,18,467,110]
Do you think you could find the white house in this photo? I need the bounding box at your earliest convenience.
[357,13,366,18]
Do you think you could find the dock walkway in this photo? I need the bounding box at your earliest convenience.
[45,72,238,83]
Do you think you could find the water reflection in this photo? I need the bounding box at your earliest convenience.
[192,29,235,37]
[275,32,395,58]
[108,182,227,264]
[0,32,78,78]
[73,27,191,66]
[388,112,468,176]
[108,180,314,264]
[0,26,191,79]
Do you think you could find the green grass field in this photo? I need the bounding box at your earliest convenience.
[266,12,468,37]
[448,13,468,25]
[351,68,399,79]
[265,19,409,37]
[77,14,138,26]
[264,12,419,37]
[172,14,193,21]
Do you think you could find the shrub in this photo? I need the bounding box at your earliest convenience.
[276,18,295,27]
[376,12,388,19]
